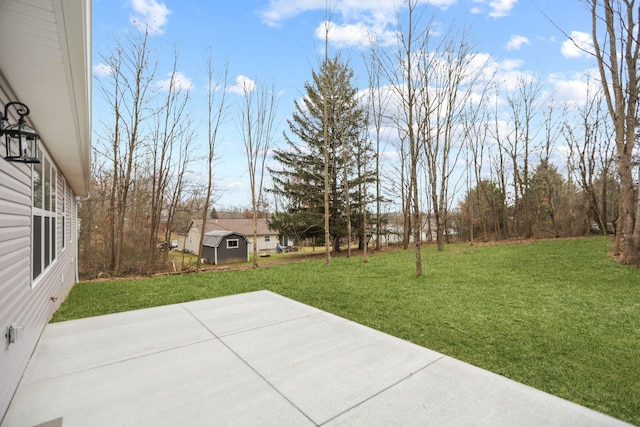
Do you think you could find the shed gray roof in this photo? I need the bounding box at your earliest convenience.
[202,231,248,248]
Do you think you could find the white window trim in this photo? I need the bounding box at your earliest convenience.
[61,174,67,251]
[227,239,239,249]
[32,149,58,287]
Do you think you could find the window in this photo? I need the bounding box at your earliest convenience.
[32,152,57,283]
[61,175,66,250]
[227,239,239,249]
[264,235,271,242]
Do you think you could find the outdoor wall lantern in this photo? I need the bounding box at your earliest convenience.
[1,101,40,163]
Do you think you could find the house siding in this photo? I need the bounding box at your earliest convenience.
[0,155,78,418]
[183,227,201,254]
[247,233,279,252]
[217,235,249,265]
[201,233,249,265]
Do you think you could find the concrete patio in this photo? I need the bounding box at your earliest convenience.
[1,290,631,426]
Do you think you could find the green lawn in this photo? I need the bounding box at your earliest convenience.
[54,237,640,425]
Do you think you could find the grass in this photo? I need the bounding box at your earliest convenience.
[53,237,640,425]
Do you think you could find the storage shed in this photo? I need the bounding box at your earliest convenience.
[202,231,249,265]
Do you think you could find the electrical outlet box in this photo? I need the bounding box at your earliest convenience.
[6,323,23,344]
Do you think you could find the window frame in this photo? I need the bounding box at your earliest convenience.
[61,176,67,251]
[32,149,58,286]
[226,239,239,249]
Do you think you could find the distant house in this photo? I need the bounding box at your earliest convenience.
[201,231,249,265]
[0,0,91,420]
[179,218,290,254]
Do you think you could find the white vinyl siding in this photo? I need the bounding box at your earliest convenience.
[0,151,79,419]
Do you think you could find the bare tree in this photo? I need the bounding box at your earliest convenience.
[502,74,544,238]
[487,84,510,239]
[95,31,157,274]
[364,42,391,251]
[417,23,479,251]
[358,124,370,262]
[163,116,196,260]
[342,102,352,257]
[239,78,278,267]
[534,101,564,237]
[461,87,492,242]
[198,50,229,269]
[322,12,332,265]
[377,0,432,276]
[146,47,191,272]
[587,0,639,263]
[563,83,615,235]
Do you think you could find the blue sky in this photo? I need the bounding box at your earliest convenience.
[92,0,595,210]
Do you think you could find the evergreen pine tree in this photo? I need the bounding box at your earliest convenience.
[269,56,370,251]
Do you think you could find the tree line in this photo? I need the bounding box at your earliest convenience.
[80,0,639,278]
[269,0,638,276]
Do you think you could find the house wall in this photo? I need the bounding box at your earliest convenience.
[217,235,249,264]
[179,226,202,254]
[0,148,78,418]
[247,233,279,252]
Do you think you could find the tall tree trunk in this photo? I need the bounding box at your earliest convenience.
[590,0,639,264]
[322,17,331,266]
[199,51,229,268]
[240,79,278,268]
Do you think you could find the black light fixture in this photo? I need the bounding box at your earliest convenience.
[1,101,40,163]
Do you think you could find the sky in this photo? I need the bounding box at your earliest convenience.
[91,0,596,210]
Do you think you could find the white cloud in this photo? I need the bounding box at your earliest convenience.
[314,20,397,48]
[488,0,518,18]
[129,0,171,35]
[228,75,257,95]
[315,21,366,47]
[561,31,594,58]
[93,62,113,77]
[260,0,325,27]
[506,35,529,51]
[156,71,193,92]
[259,0,456,31]
[261,0,510,49]
[502,59,523,70]
[470,0,517,18]
[552,79,589,106]
[548,70,600,106]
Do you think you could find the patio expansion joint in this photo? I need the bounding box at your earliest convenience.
[179,305,323,426]
[221,312,326,338]
[180,303,324,339]
[20,337,220,388]
[317,354,448,426]
[220,337,321,425]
